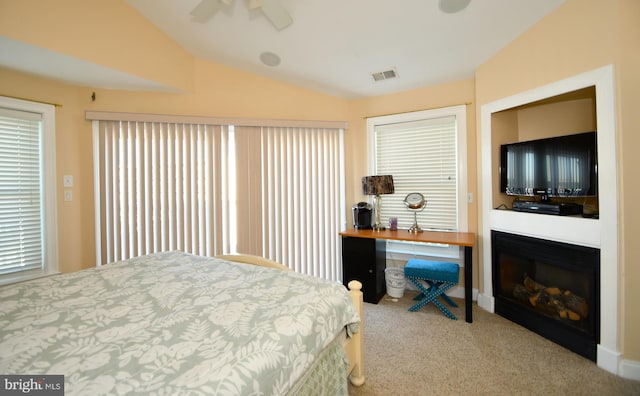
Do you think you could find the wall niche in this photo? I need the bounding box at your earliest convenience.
[480,65,619,375]
[490,86,598,214]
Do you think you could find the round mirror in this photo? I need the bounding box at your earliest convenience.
[403,192,425,210]
[403,192,426,233]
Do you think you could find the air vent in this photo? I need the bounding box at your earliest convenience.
[371,68,398,82]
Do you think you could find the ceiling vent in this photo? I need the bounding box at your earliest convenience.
[371,68,398,82]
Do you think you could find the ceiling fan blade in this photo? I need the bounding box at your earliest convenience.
[260,0,292,30]
[247,0,261,11]
[190,0,224,23]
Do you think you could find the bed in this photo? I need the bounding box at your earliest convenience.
[0,251,364,395]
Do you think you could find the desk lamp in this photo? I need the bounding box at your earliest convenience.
[362,175,394,231]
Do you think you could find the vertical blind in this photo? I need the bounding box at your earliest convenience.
[235,126,344,280]
[92,116,345,282]
[0,108,44,276]
[375,116,458,231]
[94,121,231,264]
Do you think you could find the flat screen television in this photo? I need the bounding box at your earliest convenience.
[500,131,598,201]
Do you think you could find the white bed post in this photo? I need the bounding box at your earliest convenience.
[347,280,365,386]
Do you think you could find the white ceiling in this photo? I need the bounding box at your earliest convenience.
[0,0,565,99]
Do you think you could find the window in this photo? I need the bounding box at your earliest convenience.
[90,112,346,282]
[367,105,468,257]
[234,126,345,280]
[0,96,58,285]
[92,120,232,264]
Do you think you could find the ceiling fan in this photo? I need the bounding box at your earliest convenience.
[190,0,293,31]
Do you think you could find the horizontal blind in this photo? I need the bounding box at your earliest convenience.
[0,108,43,275]
[94,120,230,264]
[375,116,458,231]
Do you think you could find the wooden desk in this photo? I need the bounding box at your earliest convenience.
[339,228,476,323]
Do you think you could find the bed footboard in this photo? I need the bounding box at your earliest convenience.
[214,254,291,271]
[345,280,365,386]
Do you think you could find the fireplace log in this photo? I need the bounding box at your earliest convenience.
[524,276,545,292]
[560,290,589,318]
[559,309,582,321]
[532,289,564,317]
[521,276,589,318]
[513,284,531,302]
[545,287,561,295]
[512,282,587,321]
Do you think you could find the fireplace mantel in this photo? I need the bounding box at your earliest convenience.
[489,209,600,248]
[479,66,620,375]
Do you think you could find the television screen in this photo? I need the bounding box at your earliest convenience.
[500,132,598,198]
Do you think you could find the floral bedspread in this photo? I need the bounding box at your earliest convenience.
[0,251,360,395]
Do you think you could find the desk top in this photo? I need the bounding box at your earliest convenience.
[339,228,475,247]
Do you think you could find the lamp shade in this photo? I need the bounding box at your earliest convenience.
[362,175,394,195]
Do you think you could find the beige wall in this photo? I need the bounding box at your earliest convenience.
[475,0,640,361]
[618,0,640,364]
[84,59,351,121]
[0,0,194,91]
[516,98,595,141]
[0,0,637,364]
[346,79,478,281]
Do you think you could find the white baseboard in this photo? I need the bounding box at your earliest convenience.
[598,344,622,375]
[596,344,640,381]
[446,285,478,301]
[620,358,640,381]
[477,292,494,313]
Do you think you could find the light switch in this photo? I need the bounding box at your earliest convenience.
[63,175,74,187]
[64,190,72,201]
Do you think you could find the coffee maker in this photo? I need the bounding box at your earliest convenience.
[352,202,373,229]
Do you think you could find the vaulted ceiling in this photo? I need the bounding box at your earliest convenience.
[0,0,565,99]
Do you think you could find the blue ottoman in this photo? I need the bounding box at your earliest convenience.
[404,259,460,320]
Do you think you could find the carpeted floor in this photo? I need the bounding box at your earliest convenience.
[348,291,640,395]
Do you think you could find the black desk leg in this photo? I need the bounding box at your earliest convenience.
[464,246,473,323]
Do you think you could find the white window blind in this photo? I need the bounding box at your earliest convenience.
[370,107,467,232]
[91,114,346,282]
[234,126,345,281]
[0,109,43,275]
[93,120,231,264]
[0,98,58,285]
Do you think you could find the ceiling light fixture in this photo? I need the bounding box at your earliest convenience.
[439,0,471,14]
[260,51,281,67]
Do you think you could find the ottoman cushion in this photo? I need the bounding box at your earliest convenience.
[404,259,459,284]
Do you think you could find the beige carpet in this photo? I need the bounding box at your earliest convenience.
[348,291,640,396]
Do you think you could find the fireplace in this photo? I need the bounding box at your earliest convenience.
[492,230,600,361]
